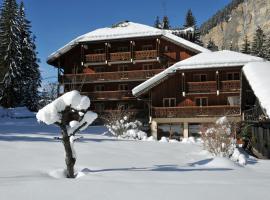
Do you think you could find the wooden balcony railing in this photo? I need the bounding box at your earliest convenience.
[152,105,241,118]
[134,50,157,60]
[187,81,216,93]
[82,91,134,100]
[60,69,163,84]
[85,53,106,63]
[110,52,131,62]
[221,80,240,91]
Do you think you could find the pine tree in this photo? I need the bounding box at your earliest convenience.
[264,37,270,61]
[251,27,267,58]
[206,39,218,51]
[184,9,196,28]
[181,9,203,46]
[0,0,23,107]
[241,35,251,54]
[154,16,161,29]
[18,2,41,111]
[162,16,170,29]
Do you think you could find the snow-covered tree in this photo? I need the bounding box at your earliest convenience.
[206,39,218,51]
[251,27,267,58]
[0,0,23,107]
[183,9,203,46]
[241,35,251,54]
[37,90,97,178]
[18,2,41,111]
[201,116,236,157]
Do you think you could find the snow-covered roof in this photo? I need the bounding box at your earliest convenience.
[47,21,209,64]
[132,50,264,97]
[243,62,270,117]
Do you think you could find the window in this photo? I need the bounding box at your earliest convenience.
[163,98,176,107]
[157,124,183,140]
[193,74,207,82]
[118,84,128,91]
[143,64,153,70]
[142,44,153,51]
[93,49,104,54]
[227,72,240,80]
[227,96,240,106]
[117,46,129,52]
[188,123,202,138]
[118,65,128,71]
[195,97,208,106]
[95,85,105,91]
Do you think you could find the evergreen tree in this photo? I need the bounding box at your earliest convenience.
[206,39,218,51]
[154,16,161,29]
[241,35,251,54]
[162,16,170,29]
[18,2,41,111]
[184,9,196,28]
[264,37,270,61]
[251,27,267,58]
[0,0,23,107]
[183,9,203,46]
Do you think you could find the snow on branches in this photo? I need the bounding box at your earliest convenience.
[36,90,97,134]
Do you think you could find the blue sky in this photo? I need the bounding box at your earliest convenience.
[4,0,231,83]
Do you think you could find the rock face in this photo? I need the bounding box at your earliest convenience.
[201,0,270,50]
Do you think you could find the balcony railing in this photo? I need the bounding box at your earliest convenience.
[152,105,241,118]
[85,50,158,63]
[110,52,131,62]
[221,80,240,91]
[60,69,163,84]
[82,91,134,100]
[187,81,216,93]
[134,50,157,60]
[85,53,106,63]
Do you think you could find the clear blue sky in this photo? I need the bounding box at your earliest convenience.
[3,0,231,83]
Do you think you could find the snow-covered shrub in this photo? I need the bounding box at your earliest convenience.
[102,110,146,140]
[231,148,247,165]
[201,116,236,157]
[36,90,97,178]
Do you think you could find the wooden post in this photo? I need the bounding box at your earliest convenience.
[156,38,160,61]
[80,44,84,67]
[182,72,185,97]
[216,70,220,96]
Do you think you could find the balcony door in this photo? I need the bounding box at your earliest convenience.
[163,98,176,107]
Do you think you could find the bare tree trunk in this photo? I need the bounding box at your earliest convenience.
[61,128,76,178]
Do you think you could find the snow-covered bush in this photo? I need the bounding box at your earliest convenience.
[103,110,146,140]
[36,90,97,178]
[201,116,236,157]
[231,148,247,165]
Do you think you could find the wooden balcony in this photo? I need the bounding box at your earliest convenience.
[221,80,240,91]
[134,50,157,60]
[60,69,163,84]
[85,53,106,63]
[110,52,131,62]
[187,81,216,93]
[82,91,134,100]
[152,105,241,118]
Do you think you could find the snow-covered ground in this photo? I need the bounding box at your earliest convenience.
[0,117,270,200]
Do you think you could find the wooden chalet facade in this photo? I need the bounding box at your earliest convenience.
[47,21,209,120]
[132,50,263,139]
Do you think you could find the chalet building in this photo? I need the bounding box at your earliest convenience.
[47,21,209,120]
[132,50,263,139]
[242,62,270,158]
